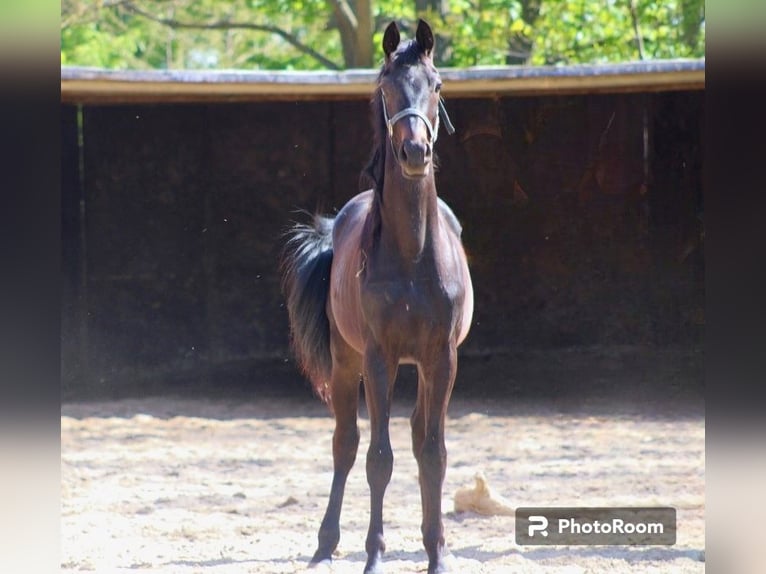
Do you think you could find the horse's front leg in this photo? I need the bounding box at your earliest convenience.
[311,333,362,566]
[413,344,457,574]
[362,344,397,574]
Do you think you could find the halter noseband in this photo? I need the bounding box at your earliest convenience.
[380,90,455,157]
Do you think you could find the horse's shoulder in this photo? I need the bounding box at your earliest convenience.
[350,188,375,206]
[335,190,372,222]
[437,197,463,237]
[337,190,373,219]
[334,189,374,241]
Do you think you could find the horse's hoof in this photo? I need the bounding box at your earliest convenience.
[363,554,384,574]
[308,558,332,571]
[428,551,455,574]
[308,548,333,571]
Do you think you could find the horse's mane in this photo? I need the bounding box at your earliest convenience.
[359,39,424,195]
[358,87,386,195]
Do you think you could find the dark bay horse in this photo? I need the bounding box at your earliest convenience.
[281,19,473,574]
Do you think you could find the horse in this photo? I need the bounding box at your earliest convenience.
[281,19,473,574]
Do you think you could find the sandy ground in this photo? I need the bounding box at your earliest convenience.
[61,395,704,573]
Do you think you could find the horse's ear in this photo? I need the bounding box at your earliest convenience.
[383,22,400,60]
[415,19,434,57]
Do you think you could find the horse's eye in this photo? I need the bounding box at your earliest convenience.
[435,82,442,93]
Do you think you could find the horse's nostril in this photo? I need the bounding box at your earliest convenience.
[402,140,428,166]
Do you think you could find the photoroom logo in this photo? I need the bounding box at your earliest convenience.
[527,515,549,537]
[516,507,676,545]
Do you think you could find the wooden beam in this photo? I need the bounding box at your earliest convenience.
[61,60,704,104]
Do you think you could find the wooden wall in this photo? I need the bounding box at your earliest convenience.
[61,90,704,398]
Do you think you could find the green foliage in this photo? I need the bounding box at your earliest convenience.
[61,0,341,69]
[60,13,165,68]
[531,0,705,65]
[61,0,704,70]
[441,0,521,66]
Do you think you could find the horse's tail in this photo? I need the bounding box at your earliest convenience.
[280,214,334,401]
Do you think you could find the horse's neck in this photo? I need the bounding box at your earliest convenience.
[377,172,439,266]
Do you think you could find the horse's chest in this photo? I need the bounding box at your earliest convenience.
[362,278,459,339]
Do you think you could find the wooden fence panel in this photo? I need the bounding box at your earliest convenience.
[203,102,333,360]
[81,105,209,386]
[61,90,704,396]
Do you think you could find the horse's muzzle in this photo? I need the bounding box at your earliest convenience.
[399,139,432,178]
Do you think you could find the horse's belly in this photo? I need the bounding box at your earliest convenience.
[329,244,366,354]
[331,293,365,354]
[326,190,374,354]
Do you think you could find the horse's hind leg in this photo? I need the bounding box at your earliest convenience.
[310,331,362,566]
[413,344,457,574]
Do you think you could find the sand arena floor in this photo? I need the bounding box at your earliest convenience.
[62,395,704,573]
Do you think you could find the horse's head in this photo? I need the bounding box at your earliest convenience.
[378,19,443,180]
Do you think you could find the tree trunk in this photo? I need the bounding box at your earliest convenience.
[354,0,373,67]
[680,0,704,50]
[330,0,373,68]
[506,0,540,65]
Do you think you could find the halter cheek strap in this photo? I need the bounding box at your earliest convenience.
[438,97,456,136]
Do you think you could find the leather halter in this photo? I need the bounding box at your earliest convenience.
[380,90,455,157]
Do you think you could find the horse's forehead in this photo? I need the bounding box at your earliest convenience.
[387,61,434,93]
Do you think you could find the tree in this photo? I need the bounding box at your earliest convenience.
[530,0,705,65]
[61,0,705,70]
[331,0,374,67]
[62,0,346,69]
[506,0,540,65]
